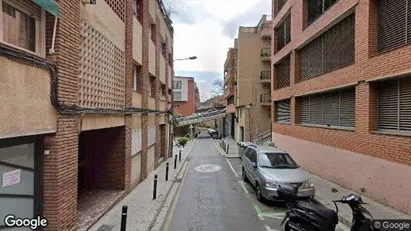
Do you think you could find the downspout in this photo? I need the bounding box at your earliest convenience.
[48,17,58,54]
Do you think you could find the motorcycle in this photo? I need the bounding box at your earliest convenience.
[208,129,220,139]
[277,184,378,231]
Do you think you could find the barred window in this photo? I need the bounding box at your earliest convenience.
[299,14,355,82]
[299,87,355,128]
[377,0,411,53]
[276,15,291,51]
[274,55,290,89]
[307,0,339,26]
[275,99,291,124]
[377,77,411,131]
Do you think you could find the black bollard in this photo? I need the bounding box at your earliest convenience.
[153,174,158,200]
[227,145,230,154]
[174,155,177,169]
[165,163,169,181]
[120,205,128,231]
[179,150,182,161]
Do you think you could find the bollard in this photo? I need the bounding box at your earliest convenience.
[165,163,169,181]
[227,145,230,154]
[153,174,158,200]
[179,150,182,161]
[174,155,177,169]
[120,205,128,231]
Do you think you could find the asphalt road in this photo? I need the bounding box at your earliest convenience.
[166,132,346,231]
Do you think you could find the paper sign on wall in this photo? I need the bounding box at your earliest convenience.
[2,169,21,188]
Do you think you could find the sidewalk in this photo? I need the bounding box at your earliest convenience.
[309,172,411,227]
[219,138,239,158]
[87,139,196,231]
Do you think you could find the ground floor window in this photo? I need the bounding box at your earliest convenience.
[275,99,291,124]
[0,136,43,229]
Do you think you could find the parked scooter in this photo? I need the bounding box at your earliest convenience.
[277,184,378,231]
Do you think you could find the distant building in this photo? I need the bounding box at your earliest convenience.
[173,76,196,116]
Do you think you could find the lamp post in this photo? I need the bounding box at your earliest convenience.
[168,56,197,158]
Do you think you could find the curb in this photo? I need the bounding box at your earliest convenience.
[147,139,196,231]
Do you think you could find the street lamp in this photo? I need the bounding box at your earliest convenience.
[168,56,197,157]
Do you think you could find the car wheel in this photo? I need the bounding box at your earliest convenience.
[256,183,264,202]
[242,168,248,182]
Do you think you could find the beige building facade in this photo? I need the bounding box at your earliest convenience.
[234,15,273,142]
[0,0,173,230]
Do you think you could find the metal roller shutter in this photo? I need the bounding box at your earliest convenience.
[339,88,356,127]
[377,0,407,52]
[378,80,399,130]
[300,97,310,124]
[299,38,323,81]
[309,94,323,125]
[400,78,411,131]
[275,56,291,89]
[276,99,291,123]
[323,91,340,126]
[339,14,355,67]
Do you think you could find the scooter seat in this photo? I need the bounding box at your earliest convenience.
[295,201,339,224]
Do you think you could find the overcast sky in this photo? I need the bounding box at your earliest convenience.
[170,0,271,101]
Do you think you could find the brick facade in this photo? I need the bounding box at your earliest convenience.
[271,0,411,214]
[174,77,196,117]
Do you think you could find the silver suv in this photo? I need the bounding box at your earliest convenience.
[241,145,315,201]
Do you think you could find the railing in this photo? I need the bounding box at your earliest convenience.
[260,71,271,80]
[262,22,272,28]
[260,94,272,103]
[261,47,271,57]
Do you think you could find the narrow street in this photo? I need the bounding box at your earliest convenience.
[165,132,286,231]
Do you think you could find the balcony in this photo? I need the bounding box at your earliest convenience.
[261,47,271,62]
[260,71,271,84]
[260,94,271,106]
[261,22,272,39]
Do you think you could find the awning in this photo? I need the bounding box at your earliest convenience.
[32,0,60,17]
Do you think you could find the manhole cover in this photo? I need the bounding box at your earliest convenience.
[97,225,113,231]
[194,164,222,173]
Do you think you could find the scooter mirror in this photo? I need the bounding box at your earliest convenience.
[331,188,339,193]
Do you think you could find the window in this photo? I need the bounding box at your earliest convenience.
[274,55,290,89]
[1,0,43,55]
[299,87,355,128]
[133,65,142,92]
[161,43,167,57]
[276,14,291,51]
[307,0,338,26]
[275,99,291,124]
[169,53,173,65]
[173,92,182,101]
[377,0,411,53]
[161,84,167,97]
[151,24,156,43]
[277,0,288,15]
[132,0,143,22]
[377,77,411,132]
[258,152,298,169]
[149,76,156,97]
[174,80,182,90]
[299,14,355,82]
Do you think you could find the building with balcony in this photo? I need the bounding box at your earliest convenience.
[0,0,174,229]
[223,47,237,138]
[271,0,411,215]
[234,14,273,142]
[173,76,197,117]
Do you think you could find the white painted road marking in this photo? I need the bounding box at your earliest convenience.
[238,180,250,198]
[194,164,222,173]
[225,158,238,178]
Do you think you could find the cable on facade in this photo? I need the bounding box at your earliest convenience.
[0,45,171,116]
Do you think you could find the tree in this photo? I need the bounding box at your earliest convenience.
[212,78,225,96]
[162,0,178,19]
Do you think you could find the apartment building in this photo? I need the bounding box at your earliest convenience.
[0,0,174,230]
[173,76,196,117]
[235,15,273,142]
[223,46,237,138]
[271,0,411,215]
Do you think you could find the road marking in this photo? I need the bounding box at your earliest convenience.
[213,142,225,156]
[238,180,250,198]
[194,164,222,173]
[225,158,238,178]
[265,225,280,231]
[253,204,265,220]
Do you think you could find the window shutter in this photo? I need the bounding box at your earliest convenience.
[378,0,407,52]
[399,78,411,131]
[286,15,291,44]
[339,14,355,67]
[408,0,411,44]
[339,88,356,127]
[277,23,285,50]
[300,97,310,123]
[278,0,287,13]
[378,80,399,130]
[322,23,341,73]
[275,56,291,89]
[309,95,323,125]
[276,100,291,123]
[323,91,340,126]
[299,37,323,81]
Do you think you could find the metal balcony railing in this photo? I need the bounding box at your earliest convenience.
[261,47,271,57]
[260,71,271,80]
[260,94,272,103]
